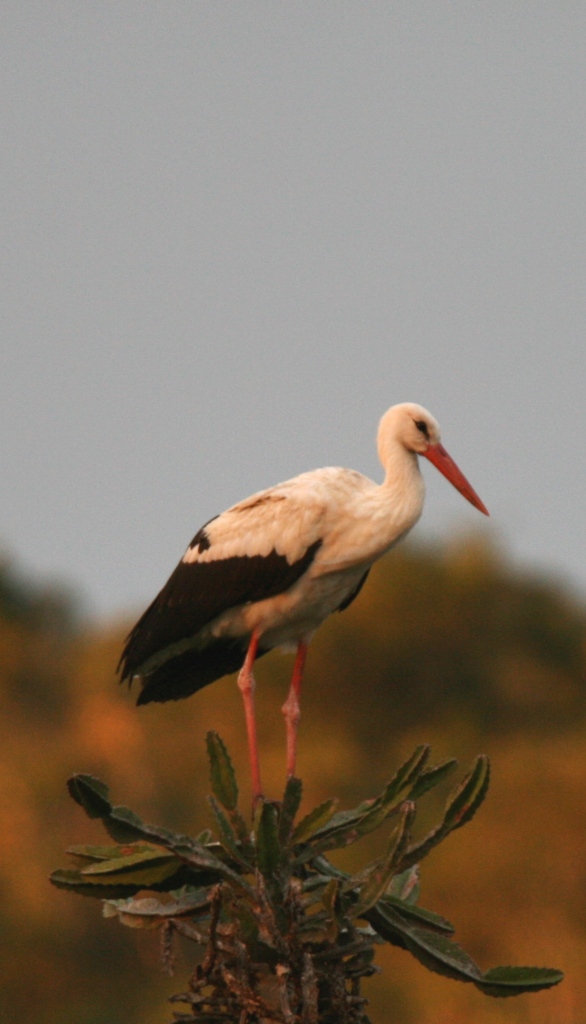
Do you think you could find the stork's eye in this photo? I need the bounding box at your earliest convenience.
[414,419,429,438]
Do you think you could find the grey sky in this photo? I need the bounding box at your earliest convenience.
[2,3,586,620]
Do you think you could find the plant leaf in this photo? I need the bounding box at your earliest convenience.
[88,860,180,888]
[322,746,430,841]
[369,901,483,982]
[388,866,420,903]
[380,896,454,934]
[352,802,415,918]
[368,901,555,995]
[81,844,175,874]
[476,966,564,998]
[310,855,454,937]
[206,731,238,811]
[49,868,142,900]
[402,925,483,983]
[384,745,431,798]
[396,758,491,873]
[443,755,490,831]
[67,774,112,818]
[80,844,181,887]
[321,877,339,914]
[256,801,281,878]
[291,798,339,844]
[408,758,459,800]
[103,805,159,845]
[397,822,444,872]
[295,747,431,860]
[208,796,252,869]
[279,776,303,844]
[66,843,144,866]
[321,878,340,942]
[65,773,252,892]
[229,807,253,853]
[104,885,210,923]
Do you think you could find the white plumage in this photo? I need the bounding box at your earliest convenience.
[120,402,488,797]
[182,466,416,650]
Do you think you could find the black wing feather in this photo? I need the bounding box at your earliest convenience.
[119,539,322,681]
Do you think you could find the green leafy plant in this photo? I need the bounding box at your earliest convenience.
[52,735,563,1023]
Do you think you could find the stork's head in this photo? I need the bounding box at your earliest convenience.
[382,402,442,454]
[378,402,489,516]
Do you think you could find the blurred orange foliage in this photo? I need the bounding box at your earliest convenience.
[0,536,584,1023]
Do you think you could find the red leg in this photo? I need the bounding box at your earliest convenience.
[237,629,263,802]
[281,641,308,779]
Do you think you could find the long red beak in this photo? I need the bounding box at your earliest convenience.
[423,443,489,516]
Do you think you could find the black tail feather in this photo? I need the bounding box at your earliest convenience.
[135,639,269,705]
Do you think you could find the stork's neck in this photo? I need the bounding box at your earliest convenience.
[310,447,425,575]
[377,438,425,539]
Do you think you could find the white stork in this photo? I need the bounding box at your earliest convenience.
[119,403,488,800]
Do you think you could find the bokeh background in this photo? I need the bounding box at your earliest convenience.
[2,4,586,1022]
